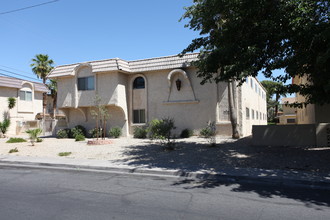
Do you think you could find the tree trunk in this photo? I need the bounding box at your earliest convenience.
[274,92,280,122]
[228,81,240,139]
[52,93,57,119]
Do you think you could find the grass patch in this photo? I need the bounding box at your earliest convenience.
[58,152,72,157]
[8,147,18,153]
[6,137,27,143]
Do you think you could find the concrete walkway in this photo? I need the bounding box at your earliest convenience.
[1,155,330,190]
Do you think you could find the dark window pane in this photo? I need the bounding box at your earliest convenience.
[19,91,25,100]
[78,78,85,90]
[133,110,139,123]
[139,109,145,123]
[87,76,94,90]
[133,77,145,89]
[26,91,32,101]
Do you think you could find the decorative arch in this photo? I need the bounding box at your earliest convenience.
[129,74,148,125]
[166,69,197,103]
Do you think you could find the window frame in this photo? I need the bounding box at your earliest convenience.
[133,109,146,124]
[133,77,145,89]
[78,76,95,91]
[19,90,32,101]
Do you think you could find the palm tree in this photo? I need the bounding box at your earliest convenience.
[31,54,54,119]
[47,79,57,119]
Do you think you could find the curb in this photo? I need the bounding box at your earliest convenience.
[1,160,330,190]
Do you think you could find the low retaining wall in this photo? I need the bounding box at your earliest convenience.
[252,124,330,147]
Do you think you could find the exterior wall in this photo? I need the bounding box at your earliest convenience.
[0,86,43,135]
[252,124,316,147]
[241,77,267,136]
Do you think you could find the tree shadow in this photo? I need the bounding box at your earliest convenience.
[112,136,330,208]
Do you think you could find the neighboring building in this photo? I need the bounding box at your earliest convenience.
[292,76,330,124]
[278,97,297,124]
[48,53,267,137]
[0,76,49,135]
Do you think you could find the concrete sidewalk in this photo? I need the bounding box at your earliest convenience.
[1,155,330,190]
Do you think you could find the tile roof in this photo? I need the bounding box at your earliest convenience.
[0,76,49,92]
[48,53,199,78]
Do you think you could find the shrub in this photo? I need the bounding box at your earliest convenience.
[6,137,27,143]
[58,152,72,157]
[56,129,69,139]
[88,127,103,138]
[26,128,42,146]
[180,129,193,138]
[148,118,176,150]
[8,97,16,109]
[75,134,85,141]
[0,119,10,135]
[200,121,216,147]
[36,137,43,142]
[133,126,147,139]
[109,127,122,138]
[70,125,86,138]
[9,147,18,153]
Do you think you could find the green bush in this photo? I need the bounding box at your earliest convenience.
[56,129,69,139]
[70,125,86,138]
[200,121,216,147]
[180,129,193,138]
[26,128,42,146]
[58,152,72,157]
[75,134,85,141]
[9,147,18,153]
[0,119,10,135]
[88,127,103,138]
[6,137,27,143]
[109,127,122,138]
[36,137,43,142]
[147,118,176,150]
[200,127,213,138]
[133,126,147,139]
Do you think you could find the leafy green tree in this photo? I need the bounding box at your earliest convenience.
[90,95,111,140]
[181,0,330,106]
[261,80,286,121]
[31,54,54,119]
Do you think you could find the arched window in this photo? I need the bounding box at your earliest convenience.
[133,77,145,89]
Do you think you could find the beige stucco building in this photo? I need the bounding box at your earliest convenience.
[278,97,297,124]
[0,76,48,135]
[48,53,267,137]
[292,76,330,124]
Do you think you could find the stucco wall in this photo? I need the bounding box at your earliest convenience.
[241,77,267,136]
[0,86,43,135]
[252,124,316,146]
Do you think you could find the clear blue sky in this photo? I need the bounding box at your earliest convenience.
[0,0,282,83]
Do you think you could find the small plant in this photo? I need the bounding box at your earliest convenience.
[6,137,27,143]
[9,147,19,153]
[200,121,216,147]
[70,125,86,138]
[25,128,42,146]
[148,118,176,150]
[109,127,122,138]
[36,137,43,142]
[133,126,147,139]
[8,97,16,109]
[89,127,103,138]
[180,128,193,138]
[58,152,72,157]
[75,134,85,141]
[0,119,10,136]
[56,129,69,139]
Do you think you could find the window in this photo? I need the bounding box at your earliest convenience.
[133,109,145,123]
[133,77,145,89]
[250,80,253,89]
[260,112,262,119]
[252,109,255,120]
[20,91,32,101]
[287,118,296,123]
[256,111,259,120]
[246,78,249,84]
[246,107,250,120]
[78,76,94,91]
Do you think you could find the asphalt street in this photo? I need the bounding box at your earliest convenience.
[0,166,329,220]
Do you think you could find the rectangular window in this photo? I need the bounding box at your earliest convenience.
[246,107,250,120]
[256,111,259,119]
[78,76,94,91]
[133,109,145,124]
[250,80,253,89]
[252,109,255,120]
[20,91,32,101]
[287,118,296,123]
